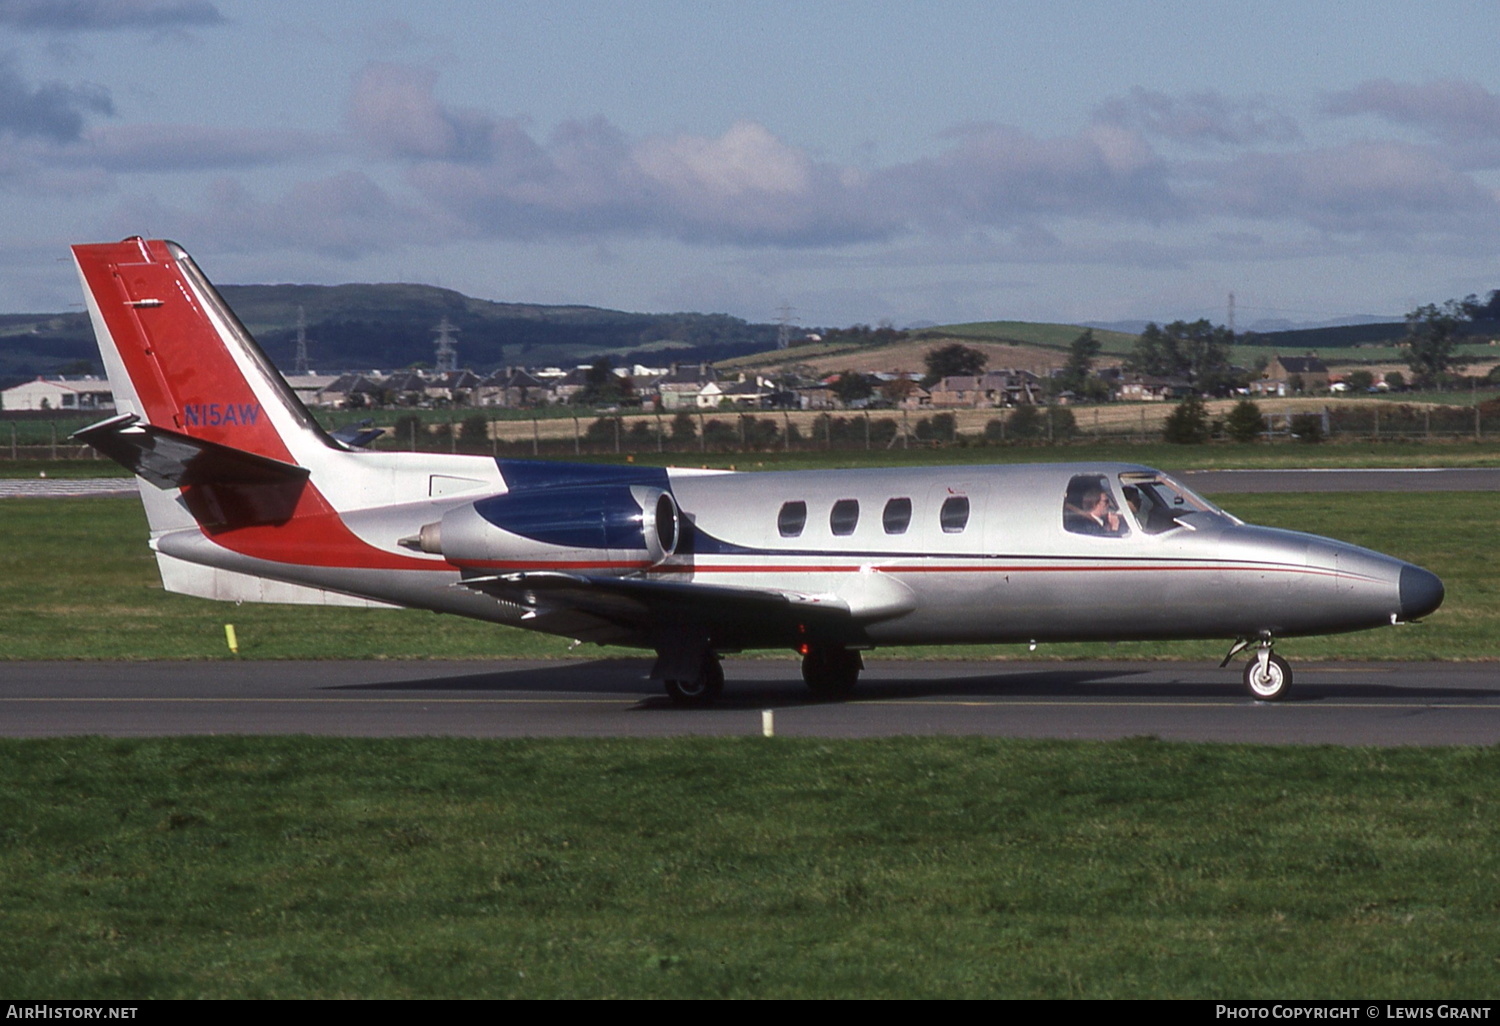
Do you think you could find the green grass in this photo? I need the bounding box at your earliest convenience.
[3,735,1500,997]
[0,489,1490,662]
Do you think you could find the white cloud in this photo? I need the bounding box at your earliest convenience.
[1202,140,1499,235]
[1324,78,1500,143]
[1095,87,1302,147]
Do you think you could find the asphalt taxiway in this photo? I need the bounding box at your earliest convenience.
[2,658,1497,745]
[4,465,1493,745]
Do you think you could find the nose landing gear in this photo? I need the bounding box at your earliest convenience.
[1223,636,1293,701]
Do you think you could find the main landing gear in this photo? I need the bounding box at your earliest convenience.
[662,653,724,707]
[801,645,863,699]
[657,644,866,707]
[1222,637,1293,701]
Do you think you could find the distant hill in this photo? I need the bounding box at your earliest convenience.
[225,283,779,374]
[719,320,1141,376]
[1246,321,1406,350]
[0,283,781,387]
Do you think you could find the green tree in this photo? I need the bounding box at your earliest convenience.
[1047,406,1077,440]
[1006,405,1043,440]
[459,414,490,448]
[922,343,987,387]
[1384,370,1405,392]
[1404,301,1470,388]
[1224,399,1263,442]
[1126,319,1236,394]
[670,411,697,444]
[392,414,425,450]
[1162,394,1211,444]
[1054,329,1108,400]
[1344,370,1374,392]
[830,371,874,405]
[1290,412,1323,443]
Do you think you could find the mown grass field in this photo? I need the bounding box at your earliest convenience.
[0,484,1491,662]
[4,735,1500,998]
[1,467,1498,998]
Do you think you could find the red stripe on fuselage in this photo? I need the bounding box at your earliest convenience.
[449,558,1359,580]
[190,480,445,571]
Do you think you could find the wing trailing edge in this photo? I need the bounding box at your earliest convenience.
[459,570,868,650]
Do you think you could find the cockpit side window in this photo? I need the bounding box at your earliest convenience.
[778,500,807,537]
[1118,471,1234,535]
[1063,474,1129,537]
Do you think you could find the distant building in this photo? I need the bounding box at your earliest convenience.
[1115,374,1193,401]
[656,363,717,411]
[1,376,114,412]
[283,373,339,408]
[929,370,1042,408]
[477,367,551,407]
[1254,355,1328,396]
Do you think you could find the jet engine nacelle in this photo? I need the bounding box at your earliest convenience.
[418,484,681,572]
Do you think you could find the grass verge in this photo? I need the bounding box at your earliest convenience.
[3,736,1499,998]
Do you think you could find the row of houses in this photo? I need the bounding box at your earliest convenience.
[0,354,1338,414]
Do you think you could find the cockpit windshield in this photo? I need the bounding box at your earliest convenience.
[1118,471,1238,535]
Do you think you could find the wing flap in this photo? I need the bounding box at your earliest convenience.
[459,570,863,649]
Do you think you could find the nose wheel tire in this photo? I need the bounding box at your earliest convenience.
[1243,652,1292,701]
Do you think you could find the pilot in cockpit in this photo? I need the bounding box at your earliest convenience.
[1084,487,1123,535]
[1065,483,1126,536]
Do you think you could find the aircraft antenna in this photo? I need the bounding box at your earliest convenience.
[433,316,461,373]
[293,306,312,376]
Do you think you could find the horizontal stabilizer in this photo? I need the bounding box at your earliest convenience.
[73,413,310,490]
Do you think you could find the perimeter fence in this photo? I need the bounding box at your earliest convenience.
[4,400,1496,462]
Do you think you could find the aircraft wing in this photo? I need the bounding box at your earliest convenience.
[458,570,867,650]
[74,413,309,490]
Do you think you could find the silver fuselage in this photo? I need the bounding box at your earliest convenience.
[151,457,1440,652]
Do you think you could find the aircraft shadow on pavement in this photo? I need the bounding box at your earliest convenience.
[326,660,1500,707]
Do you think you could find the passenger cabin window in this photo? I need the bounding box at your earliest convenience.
[1063,474,1128,537]
[830,499,860,536]
[939,495,970,533]
[883,497,913,534]
[778,500,807,537]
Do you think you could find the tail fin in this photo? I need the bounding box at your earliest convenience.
[71,237,334,467]
[72,238,445,601]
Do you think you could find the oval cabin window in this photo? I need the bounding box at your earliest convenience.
[940,495,970,533]
[778,500,807,537]
[883,497,913,534]
[830,499,860,536]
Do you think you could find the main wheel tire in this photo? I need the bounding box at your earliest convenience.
[1243,652,1292,701]
[664,657,724,707]
[801,647,862,699]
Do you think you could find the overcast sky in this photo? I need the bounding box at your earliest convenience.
[5,0,1500,330]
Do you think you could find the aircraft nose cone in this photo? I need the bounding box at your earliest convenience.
[1400,564,1445,620]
